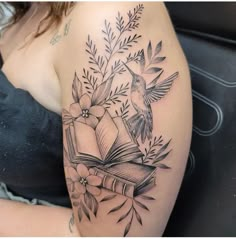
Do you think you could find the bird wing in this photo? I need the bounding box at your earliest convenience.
[145,72,179,105]
[147,70,164,88]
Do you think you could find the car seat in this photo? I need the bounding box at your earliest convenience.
[164,2,236,236]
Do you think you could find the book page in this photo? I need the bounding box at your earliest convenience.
[95,111,118,160]
[74,122,102,159]
[105,117,143,163]
[112,117,133,148]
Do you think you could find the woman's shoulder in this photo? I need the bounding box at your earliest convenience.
[56,2,169,48]
[53,2,175,77]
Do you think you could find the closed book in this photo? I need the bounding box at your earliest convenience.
[90,162,156,198]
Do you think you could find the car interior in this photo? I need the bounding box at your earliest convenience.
[164,2,236,236]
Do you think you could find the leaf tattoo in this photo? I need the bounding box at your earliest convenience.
[72,72,83,102]
[117,207,132,223]
[116,12,125,33]
[91,76,114,105]
[134,199,149,211]
[124,214,133,237]
[103,20,116,55]
[133,207,142,225]
[108,199,127,214]
[114,198,149,236]
[82,68,98,94]
[86,35,105,76]
[139,40,166,74]
[78,207,83,222]
[147,41,152,61]
[103,83,130,108]
[155,41,162,55]
[118,34,141,53]
[84,192,93,211]
[81,201,91,221]
[143,136,172,168]
[139,195,155,201]
[100,194,117,202]
[92,197,99,217]
[115,99,130,120]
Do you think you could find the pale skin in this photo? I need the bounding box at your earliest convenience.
[0,2,192,236]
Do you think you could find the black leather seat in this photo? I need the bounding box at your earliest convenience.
[164,3,236,236]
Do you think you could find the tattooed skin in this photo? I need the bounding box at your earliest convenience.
[63,4,178,236]
[69,213,75,233]
[50,19,72,45]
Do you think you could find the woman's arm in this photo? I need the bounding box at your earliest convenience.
[55,2,192,236]
[0,199,80,236]
[0,2,191,237]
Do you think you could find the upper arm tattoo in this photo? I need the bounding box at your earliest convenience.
[63,4,178,236]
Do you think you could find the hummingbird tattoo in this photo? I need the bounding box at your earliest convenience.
[123,62,179,143]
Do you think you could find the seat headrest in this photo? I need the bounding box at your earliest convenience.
[165,3,236,43]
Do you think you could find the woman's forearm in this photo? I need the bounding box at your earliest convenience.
[0,199,80,236]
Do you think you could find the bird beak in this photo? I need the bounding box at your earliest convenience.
[122,62,135,76]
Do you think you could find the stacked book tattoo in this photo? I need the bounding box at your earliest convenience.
[65,110,156,198]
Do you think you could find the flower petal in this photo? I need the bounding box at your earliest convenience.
[80,94,91,110]
[87,175,102,186]
[63,117,74,125]
[90,106,105,118]
[77,164,89,178]
[85,115,98,128]
[86,185,101,196]
[69,103,82,118]
[66,179,74,192]
[62,109,74,125]
[74,182,86,194]
[66,178,73,184]
[89,167,96,175]
[66,167,80,182]
[76,117,86,124]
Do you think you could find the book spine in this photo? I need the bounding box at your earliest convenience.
[92,168,135,198]
[66,127,76,162]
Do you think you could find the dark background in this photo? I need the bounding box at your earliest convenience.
[164,2,236,236]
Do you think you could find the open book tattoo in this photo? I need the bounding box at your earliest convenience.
[63,4,178,236]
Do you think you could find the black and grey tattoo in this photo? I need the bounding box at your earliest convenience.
[63,4,178,236]
[50,19,72,45]
[69,213,75,233]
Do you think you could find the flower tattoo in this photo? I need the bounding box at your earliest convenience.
[66,164,102,196]
[63,94,105,128]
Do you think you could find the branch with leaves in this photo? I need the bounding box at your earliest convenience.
[102,82,130,108]
[140,40,166,74]
[103,20,116,55]
[115,99,130,120]
[84,4,144,88]
[86,35,105,77]
[71,191,99,222]
[102,192,154,237]
[143,136,172,168]
[117,34,141,53]
[123,4,144,33]
[105,50,143,82]
[101,4,144,82]
[126,50,144,64]
[82,68,98,94]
